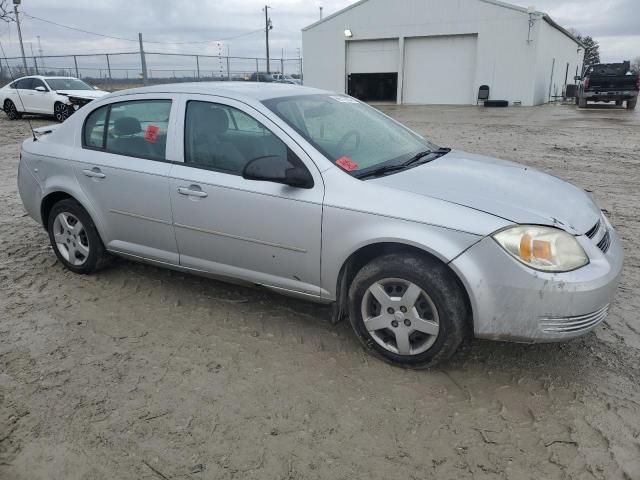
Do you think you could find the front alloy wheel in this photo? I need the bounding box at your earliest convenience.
[54,102,72,122]
[361,278,440,355]
[348,254,469,368]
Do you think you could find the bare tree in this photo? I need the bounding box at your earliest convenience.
[632,57,640,74]
[1,0,15,23]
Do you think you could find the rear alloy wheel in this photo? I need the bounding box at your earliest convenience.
[47,199,112,274]
[3,99,22,120]
[54,102,72,122]
[348,254,469,368]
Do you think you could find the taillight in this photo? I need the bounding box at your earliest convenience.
[584,77,590,89]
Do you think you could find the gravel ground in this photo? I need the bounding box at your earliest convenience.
[1,102,639,480]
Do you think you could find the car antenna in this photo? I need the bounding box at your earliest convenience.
[0,39,38,142]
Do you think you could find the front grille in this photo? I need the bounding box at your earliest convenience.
[585,220,601,239]
[539,304,610,334]
[597,230,611,253]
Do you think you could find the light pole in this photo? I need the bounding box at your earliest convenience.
[264,5,272,73]
[13,0,28,73]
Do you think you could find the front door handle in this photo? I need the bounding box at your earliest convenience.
[177,186,208,198]
[83,167,106,179]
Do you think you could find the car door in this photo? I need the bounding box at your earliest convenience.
[71,95,179,264]
[25,78,51,113]
[169,95,325,297]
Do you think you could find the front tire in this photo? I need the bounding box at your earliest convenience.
[628,98,637,110]
[54,102,72,122]
[47,199,112,274]
[3,99,22,120]
[348,254,469,369]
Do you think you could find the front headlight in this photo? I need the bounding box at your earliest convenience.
[493,225,588,272]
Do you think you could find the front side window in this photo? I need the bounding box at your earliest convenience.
[31,79,47,91]
[184,101,288,175]
[82,99,171,161]
[45,78,93,91]
[263,94,438,176]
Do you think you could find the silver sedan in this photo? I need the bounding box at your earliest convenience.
[17,83,623,368]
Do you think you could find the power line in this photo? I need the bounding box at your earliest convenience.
[21,12,265,45]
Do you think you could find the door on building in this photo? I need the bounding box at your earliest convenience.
[402,34,478,105]
[346,39,399,102]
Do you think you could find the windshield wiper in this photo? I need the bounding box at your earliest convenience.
[355,147,451,180]
[401,147,451,168]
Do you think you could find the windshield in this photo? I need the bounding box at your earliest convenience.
[263,94,438,175]
[45,78,94,91]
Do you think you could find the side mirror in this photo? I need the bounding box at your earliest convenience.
[574,76,582,81]
[243,153,314,189]
[35,86,47,92]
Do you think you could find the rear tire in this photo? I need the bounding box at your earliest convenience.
[3,99,22,120]
[628,98,637,110]
[46,199,112,274]
[348,253,469,369]
[615,100,623,106]
[578,95,587,108]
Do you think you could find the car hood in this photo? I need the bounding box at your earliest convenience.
[56,89,108,99]
[371,150,600,235]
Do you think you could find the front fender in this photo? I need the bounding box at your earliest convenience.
[320,204,484,300]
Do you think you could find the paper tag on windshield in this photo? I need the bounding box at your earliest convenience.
[336,156,358,171]
[330,95,359,104]
[144,125,159,143]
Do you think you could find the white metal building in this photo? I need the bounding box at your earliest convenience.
[302,0,585,106]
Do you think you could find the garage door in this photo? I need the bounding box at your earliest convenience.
[403,35,478,105]
[346,39,399,74]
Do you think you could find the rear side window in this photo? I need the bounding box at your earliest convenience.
[15,78,33,89]
[82,99,172,161]
[84,105,108,148]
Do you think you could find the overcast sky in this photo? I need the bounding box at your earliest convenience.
[0,0,637,63]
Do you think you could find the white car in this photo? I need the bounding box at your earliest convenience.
[1,76,108,122]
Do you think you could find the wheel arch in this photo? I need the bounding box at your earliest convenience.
[40,188,107,244]
[331,241,474,332]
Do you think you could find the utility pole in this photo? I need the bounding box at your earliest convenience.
[319,6,323,20]
[13,0,28,73]
[264,5,272,73]
[37,35,45,69]
[138,32,148,85]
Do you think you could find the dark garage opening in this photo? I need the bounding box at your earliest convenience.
[348,73,398,102]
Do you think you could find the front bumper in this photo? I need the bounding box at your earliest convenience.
[450,217,623,342]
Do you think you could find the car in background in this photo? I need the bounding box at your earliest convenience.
[576,62,639,110]
[273,73,301,85]
[249,72,277,83]
[17,83,623,368]
[1,76,108,122]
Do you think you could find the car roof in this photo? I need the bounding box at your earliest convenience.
[108,82,328,102]
[11,75,79,81]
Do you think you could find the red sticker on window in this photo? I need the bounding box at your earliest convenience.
[336,156,358,172]
[144,125,159,143]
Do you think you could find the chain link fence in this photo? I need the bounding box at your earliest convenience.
[1,51,303,90]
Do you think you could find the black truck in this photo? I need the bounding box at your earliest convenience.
[576,61,639,110]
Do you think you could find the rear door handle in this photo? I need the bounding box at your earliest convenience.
[177,186,208,198]
[82,167,106,179]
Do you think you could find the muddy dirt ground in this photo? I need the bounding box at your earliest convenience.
[1,103,639,480]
